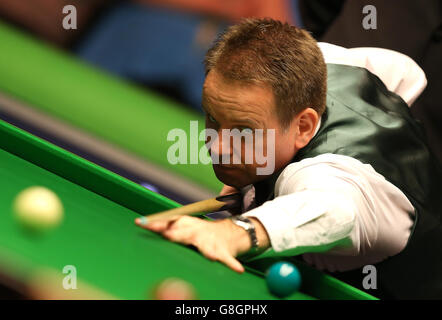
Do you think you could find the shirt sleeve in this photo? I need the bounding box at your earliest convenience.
[242,154,415,269]
[318,42,427,107]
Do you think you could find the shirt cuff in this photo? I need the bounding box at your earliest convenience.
[242,191,329,252]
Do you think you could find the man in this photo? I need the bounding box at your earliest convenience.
[136,18,442,299]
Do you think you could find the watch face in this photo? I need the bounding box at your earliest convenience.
[232,217,259,252]
[236,217,250,227]
[241,221,251,231]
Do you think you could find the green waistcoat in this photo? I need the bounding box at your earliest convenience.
[253,63,442,299]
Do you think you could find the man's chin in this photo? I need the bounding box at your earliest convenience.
[213,165,251,189]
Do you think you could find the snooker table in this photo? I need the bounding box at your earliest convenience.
[0,119,376,300]
[0,20,220,203]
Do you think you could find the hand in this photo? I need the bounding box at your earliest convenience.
[219,184,239,196]
[135,215,252,273]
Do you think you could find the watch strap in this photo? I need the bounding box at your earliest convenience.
[230,215,259,254]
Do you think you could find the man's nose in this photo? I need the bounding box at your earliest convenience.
[209,131,232,162]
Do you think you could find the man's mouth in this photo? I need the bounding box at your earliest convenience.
[215,164,241,170]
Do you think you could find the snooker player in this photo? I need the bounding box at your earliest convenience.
[136,18,442,299]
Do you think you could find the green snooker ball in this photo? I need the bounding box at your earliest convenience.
[13,186,64,232]
[266,262,302,298]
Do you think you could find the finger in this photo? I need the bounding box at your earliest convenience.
[219,253,245,273]
[135,217,170,231]
[162,228,195,246]
[135,215,180,232]
[199,245,245,273]
[199,246,218,261]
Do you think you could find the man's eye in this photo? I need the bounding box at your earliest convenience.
[240,127,253,134]
[208,114,217,123]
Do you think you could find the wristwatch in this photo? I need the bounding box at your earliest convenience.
[230,215,259,254]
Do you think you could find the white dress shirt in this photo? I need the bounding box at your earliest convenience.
[240,43,424,272]
[317,42,427,107]
[242,154,415,272]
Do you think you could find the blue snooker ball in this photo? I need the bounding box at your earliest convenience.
[266,262,302,298]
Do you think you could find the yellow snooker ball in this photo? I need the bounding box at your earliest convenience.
[13,186,64,231]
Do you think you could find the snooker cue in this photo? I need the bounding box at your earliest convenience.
[141,192,243,223]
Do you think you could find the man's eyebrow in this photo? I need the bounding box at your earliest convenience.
[245,119,261,128]
[231,117,262,128]
[202,96,263,128]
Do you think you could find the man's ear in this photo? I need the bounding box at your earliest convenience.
[294,108,319,150]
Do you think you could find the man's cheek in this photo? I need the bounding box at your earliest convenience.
[254,129,276,176]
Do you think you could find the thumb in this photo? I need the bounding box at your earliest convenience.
[220,184,239,196]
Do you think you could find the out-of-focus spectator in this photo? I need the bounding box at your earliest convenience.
[135,0,295,24]
[0,0,111,48]
[75,1,298,111]
[0,0,298,111]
